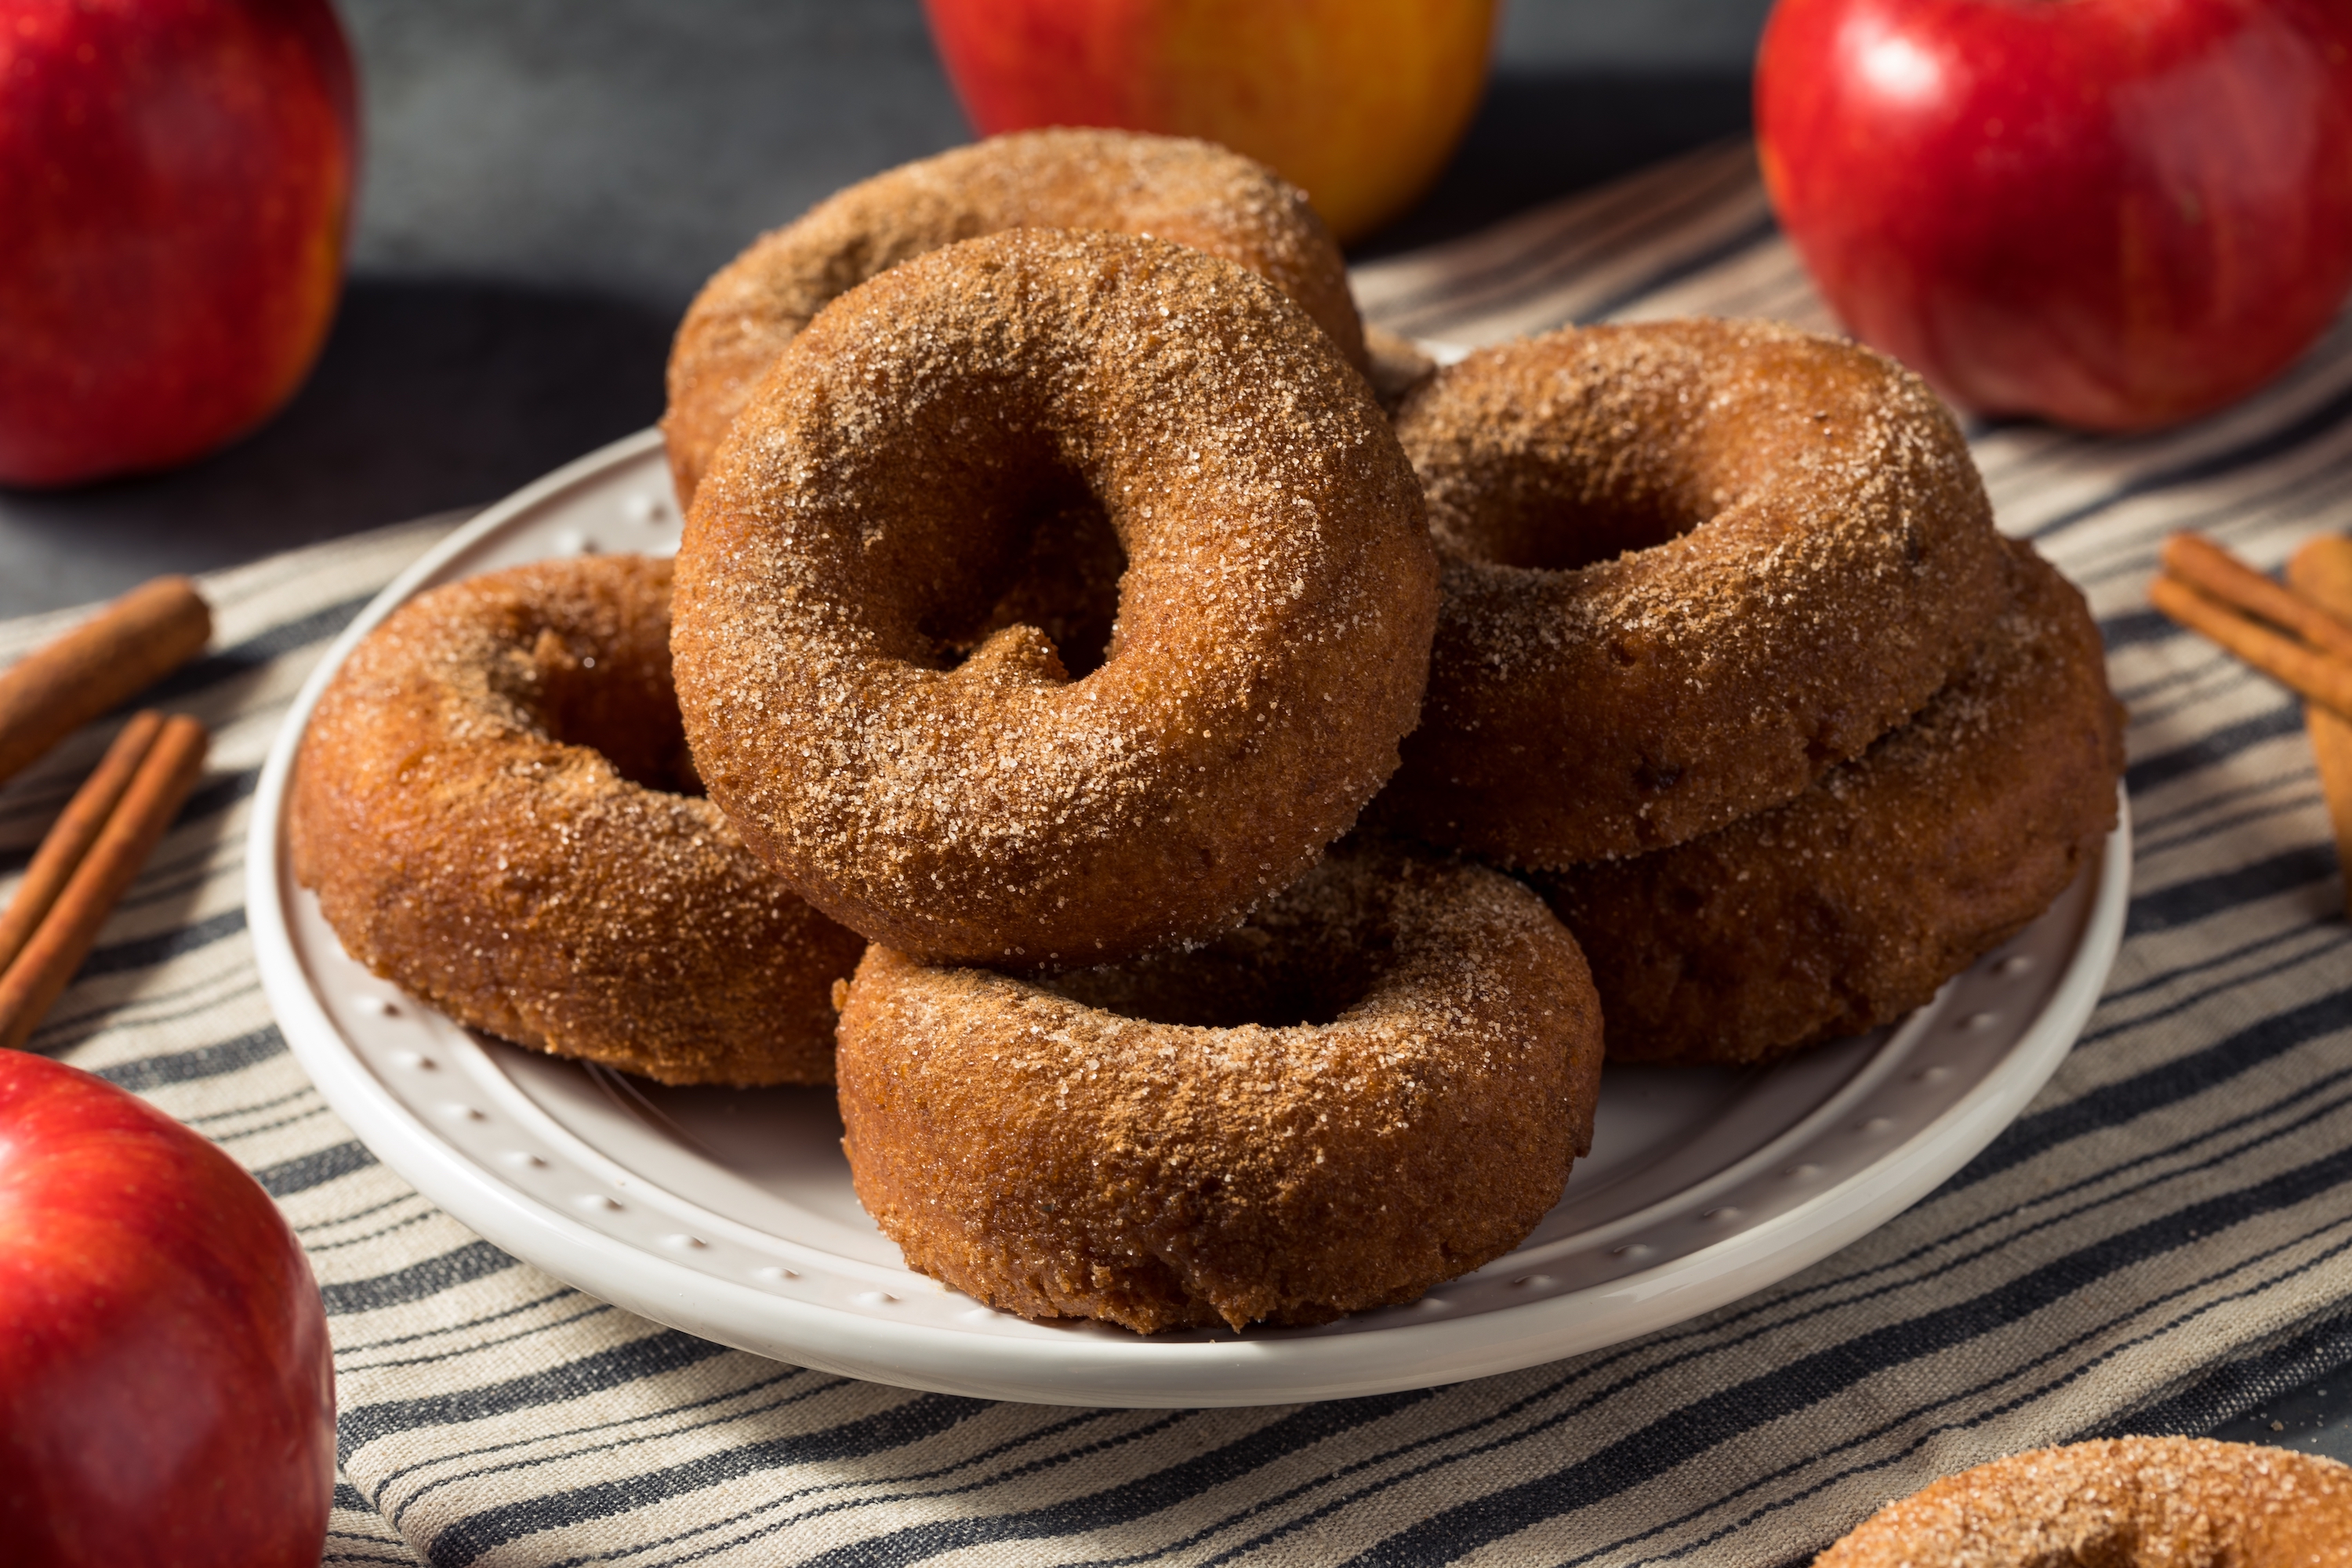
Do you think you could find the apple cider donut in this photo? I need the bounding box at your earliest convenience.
[663,128,1368,504]
[289,555,866,1086]
[673,229,1438,967]
[1532,542,2123,1066]
[1814,1437,2352,1566]
[835,840,1605,1334]
[1381,318,2011,867]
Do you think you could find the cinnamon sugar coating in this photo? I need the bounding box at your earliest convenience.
[663,128,1367,505]
[673,230,1438,967]
[289,557,865,1085]
[1534,541,2122,1066]
[835,840,1604,1334]
[1814,1437,2352,1566]
[1382,319,2011,866]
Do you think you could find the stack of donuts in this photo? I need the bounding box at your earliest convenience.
[1382,320,2125,1066]
[289,128,2121,1336]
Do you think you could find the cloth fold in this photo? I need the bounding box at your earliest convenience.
[14,144,2352,1566]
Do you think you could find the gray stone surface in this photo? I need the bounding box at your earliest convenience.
[336,0,1770,310]
[2212,1378,2352,1462]
[344,0,971,312]
[1501,0,1775,68]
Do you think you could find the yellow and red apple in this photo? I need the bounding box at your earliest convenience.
[922,0,1497,244]
[0,0,358,487]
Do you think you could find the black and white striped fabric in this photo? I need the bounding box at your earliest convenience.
[18,142,2352,1566]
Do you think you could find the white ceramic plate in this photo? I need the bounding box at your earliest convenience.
[250,428,2132,1408]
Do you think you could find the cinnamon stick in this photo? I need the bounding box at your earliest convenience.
[0,714,207,1052]
[0,576,209,786]
[2162,532,2352,662]
[0,711,165,977]
[2288,535,2352,629]
[2288,536,2352,920]
[2149,573,2352,720]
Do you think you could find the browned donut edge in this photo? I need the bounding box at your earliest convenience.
[662,127,1368,506]
[289,555,866,1086]
[1530,541,2122,1067]
[834,842,1604,1334]
[1383,319,2013,866]
[1813,1437,2352,1566]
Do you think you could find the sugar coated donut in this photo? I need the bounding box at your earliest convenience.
[289,555,866,1086]
[673,228,1438,967]
[835,840,1605,1333]
[1815,1437,2352,1566]
[1533,541,2122,1066]
[1381,318,2011,867]
[663,128,1367,505]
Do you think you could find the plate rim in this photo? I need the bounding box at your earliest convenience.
[247,429,2132,1407]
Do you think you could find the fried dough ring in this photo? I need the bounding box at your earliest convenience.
[1531,542,2123,1066]
[289,556,865,1086]
[663,128,1368,505]
[1382,319,2011,866]
[835,841,1604,1334]
[673,230,1438,967]
[1814,1437,2352,1566]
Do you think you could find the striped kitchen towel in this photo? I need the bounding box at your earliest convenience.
[13,140,2352,1566]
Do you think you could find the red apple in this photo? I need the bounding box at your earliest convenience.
[0,1051,334,1566]
[920,0,1497,244]
[1756,0,2352,430]
[0,0,358,487]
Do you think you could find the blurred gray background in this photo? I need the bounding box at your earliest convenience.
[0,0,1770,612]
[346,0,1773,306]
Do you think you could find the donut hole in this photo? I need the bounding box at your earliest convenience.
[904,462,1128,680]
[1433,454,1713,572]
[945,491,1127,679]
[1040,912,1392,1029]
[528,628,703,796]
